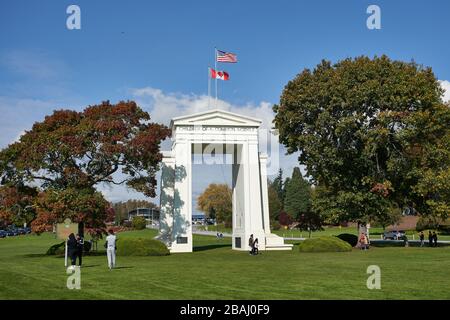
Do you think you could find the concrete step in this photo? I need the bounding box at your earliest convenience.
[265,244,294,251]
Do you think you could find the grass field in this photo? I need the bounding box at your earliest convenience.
[1,229,450,300]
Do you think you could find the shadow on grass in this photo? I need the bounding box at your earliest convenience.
[85,251,107,256]
[23,253,48,258]
[112,266,134,270]
[79,264,101,268]
[193,243,231,252]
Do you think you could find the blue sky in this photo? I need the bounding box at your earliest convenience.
[1,0,449,210]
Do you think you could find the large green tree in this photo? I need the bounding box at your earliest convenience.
[274,56,449,223]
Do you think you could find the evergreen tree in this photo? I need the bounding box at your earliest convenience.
[284,167,311,220]
[268,180,282,223]
[271,168,285,207]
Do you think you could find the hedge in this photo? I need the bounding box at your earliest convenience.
[116,238,170,256]
[336,233,359,247]
[132,216,147,230]
[298,236,352,253]
[46,241,66,255]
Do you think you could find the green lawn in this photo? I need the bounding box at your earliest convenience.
[1,229,450,300]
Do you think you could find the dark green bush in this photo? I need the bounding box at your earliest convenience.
[46,241,65,255]
[83,240,92,252]
[271,221,281,230]
[298,236,352,253]
[116,238,170,256]
[336,233,358,247]
[132,216,147,230]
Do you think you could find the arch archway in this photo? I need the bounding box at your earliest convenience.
[158,109,292,253]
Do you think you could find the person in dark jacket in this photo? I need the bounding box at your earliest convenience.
[67,233,78,267]
[248,234,254,255]
[433,232,438,247]
[428,231,433,247]
[419,232,425,247]
[76,234,84,266]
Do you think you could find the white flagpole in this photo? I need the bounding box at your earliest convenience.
[214,48,218,107]
[208,67,211,108]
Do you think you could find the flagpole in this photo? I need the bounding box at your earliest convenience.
[214,47,218,107]
[208,67,211,108]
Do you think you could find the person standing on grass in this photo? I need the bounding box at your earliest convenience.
[67,233,78,268]
[105,229,117,270]
[359,233,367,250]
[253,238,259,255]
[363,233,369,250]
[428,231,433,247]
[433,232,438,247]
[248,234,254,255]
[419,232,425,247]
[75,234,84,267]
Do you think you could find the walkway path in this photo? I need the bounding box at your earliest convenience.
[192,229,450,244]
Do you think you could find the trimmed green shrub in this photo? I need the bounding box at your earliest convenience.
[336,233,358,247]
[298,236,352,253]
[132,216,147,230]
[271,221,281,230]
[83,240,92,253]
[116,238,170,256]
[46,241,65,255]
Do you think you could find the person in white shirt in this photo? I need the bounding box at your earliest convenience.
[253,238,259,255]
[105,229,117,270]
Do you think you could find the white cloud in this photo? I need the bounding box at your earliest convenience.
[132,87,275,129]
[439,80,450,102]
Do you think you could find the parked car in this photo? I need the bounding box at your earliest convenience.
[383,230,405,240]
[24,227,31,234]
[6,228,19,236]
[0,230,6,238]
[17,228,27,235]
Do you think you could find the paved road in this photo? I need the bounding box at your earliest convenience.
[192,229,450,244]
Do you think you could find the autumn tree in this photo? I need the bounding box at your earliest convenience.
[0,100,170,233]
[197,183,232,227]
[274,55,450,223]
[32,187,109,236]
[0,185,37,228]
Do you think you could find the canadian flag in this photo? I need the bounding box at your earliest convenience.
[210,68,229,81]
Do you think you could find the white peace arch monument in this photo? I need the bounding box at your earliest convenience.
[158,109,292,253]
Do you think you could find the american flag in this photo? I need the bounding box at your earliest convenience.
[216,50,237,63]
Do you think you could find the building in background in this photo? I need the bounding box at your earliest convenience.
[128,208,160,226]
